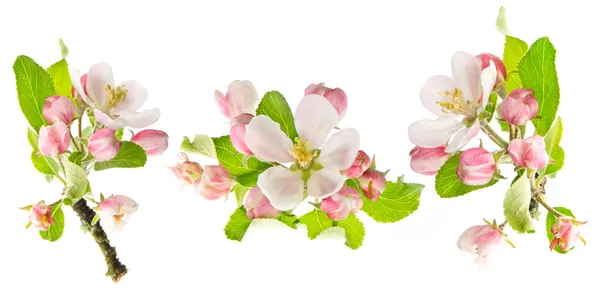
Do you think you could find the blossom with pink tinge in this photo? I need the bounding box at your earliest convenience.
[170,153,203,186]
[457,147,496,186]
[42,95,75,125]
[88,128,121,162]
[215,80,259,121]
[28,203,55,231]
[409,146,450,176]
[195,165,232,200]
[498,88,539,126]
[357,169,386,201]
[475,53,507,90]
[304,83,348,122]
[39,122,70,157]
[244,186,281,219]
[457,223,509,265]
[131,129,169,156]
[550,217,587,252]
[507,135,549,170]
[342,150,371,178]
[96,195,139,229]
[230,113,254,155]
[321,186,363,221]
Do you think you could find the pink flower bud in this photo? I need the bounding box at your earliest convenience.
[88,128,121,162]
[342,150,372,178]
[497,88,539,126]
[39,122,70,157]
[28,203,55,231]
[96,195,139,229]
[321,186,363,221]
[357,169,386,202]
[71,74,88,100]
[457,224,503,265]
[476,53,507,90]
[131,129,169,157]
[409,146,451,176]
[304,83,348,121]
[457,148,496,186]
[214,80,259,120]
[195,165,232,200]
[550,217,586,252]
[244,186,281,219]
[42,95,76,125]
[230,113,254,155]
[508,135,549,170]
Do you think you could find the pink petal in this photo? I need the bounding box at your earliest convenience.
[118,109,161,129]
[294,94,338,150]
[257,166,304,211]
[86,62,115,109]
[451,51,483,103]
[445,120,480,153]
[112,80,148,114]
[306,167,345,199]
[478,61,498,110]
[408,116,462,148]
[457,225,487,253]
[245,115,294,164]
[318,128,360,170]
[420,75,457,116]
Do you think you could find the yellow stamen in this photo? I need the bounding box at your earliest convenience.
[114,214,124,224]
[289,137,314,169]
[104,84,128,109]
[437,88,477,118]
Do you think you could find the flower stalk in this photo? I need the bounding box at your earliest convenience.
[480,121,509,149]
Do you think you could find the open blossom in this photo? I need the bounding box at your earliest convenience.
[195,165,232,200]
[96,195,139,229]
[230,113,254,155]
[88,128,121,162]
[408,51,498,153]
[244,95,360,211]
[342,150,371,178]
[457,223,507,265]
[357,169,386,201]
[508,135,549,170]
[27,203,55,231]
[457,147,496,186]
[550,217,587,252]
[70,63,160,130]
[409,146,450,176]
[170,153,203,186]
[42,95,75,125]
[131,129,169,156]
[215,80,259,121]
[498,88,539,126]
[39,122,70,157]
[304,83,348,122]
[321,186,363,221]
[475,53,507,90]
[244,186,281,219]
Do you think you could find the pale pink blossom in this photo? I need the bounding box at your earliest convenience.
[244,95,360,210]
[304,83,348,122]
[131,129,169,157]
[88,128,121,162]
[39,122,70,157]
[170,153,203,186]
[408,51,497,153]
[215,80,259,120]
[72,74,88,100]
[42,95,75,125]
[195,165,232,200]
[507,135,549,170]
[70,63,160,129]
[550,217,587,252]
[457,147,496,186]
[357,169,386,201]
[230,113,254,155]
[342,150,371,178]
[498,88,539,126]
[321,186,363,221]
[96,195,139,229]
[244,186,281,219]
[28,203,55,231]
[457,223,505,265]
[475,53,507,90]
[409,146,451,176]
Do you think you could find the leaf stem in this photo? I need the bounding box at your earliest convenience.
[529,173,563,218]
[480,121,509,149]
[78,116,83,138]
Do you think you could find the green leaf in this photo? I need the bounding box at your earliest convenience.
[435,153,499,198]
[91,214,100,226]
[47,59,73,98]
[115,128,124,140]
[81,126,93,139]
[483,93,498,122]
[545,207,575,254]
[539,117,564,177]
[212,136,272,177]
[181,134,217,159]
[336,213,365,249]
[31,151,60,176]
[28,128,40,150]
[45,175,54,183]
[232,183,251,206]
[545,146,565,177]
[503,174,535,233]
[63,160,88,200]
[519,37,560,136]
[94,141,147,171]
[224,207,253,242]
[14,55,55,132]
[298,209,333,239]
[503,36,528,94]
[68,152,84,166]
[255,91,298,140]
[39,204,64,242]
[277,212,298,229]
[59,39,69,59]
[495,6,511,35]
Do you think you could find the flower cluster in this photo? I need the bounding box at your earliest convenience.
[14,40,168,282]
[178,81,423,249]
[407,8,586,265]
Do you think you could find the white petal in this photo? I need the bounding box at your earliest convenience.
[245,115,294,164]
[69,67,94,106]
[318,128,360,170]
[451,51,482,102]
[420,75,457,116]
[408,116,462,148]
[457,225,486,253]
[257,166,304,211]
[294,94,338,150]
[86,62,115,109]
[446,120,480,153]
[94,108,126,129]
[118,109,161,129]
[307,167,345,199]
[228,80,259,116]
[478,62,498,111]
[112,80,148,114]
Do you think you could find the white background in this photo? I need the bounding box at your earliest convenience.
[1,0,598,298]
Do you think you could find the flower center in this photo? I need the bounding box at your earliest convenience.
[437,88,478,118]
[289,137,315,170]
[39,213,52,227]
[104,84,128,110]
[113,213,125,224]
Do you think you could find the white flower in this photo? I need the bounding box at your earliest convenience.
[70,63,160,130]
[245,95,360,211]
[408,51,497,153]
